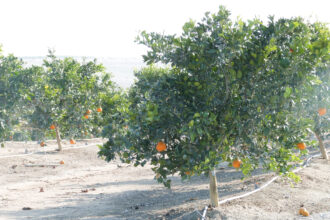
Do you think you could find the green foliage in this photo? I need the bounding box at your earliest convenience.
[100,6,330,187]
[287,21,330,142]
[26,51,116,141]
[296,66,329,138]
[0,50,25,140]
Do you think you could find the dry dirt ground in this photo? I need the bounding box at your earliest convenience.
[0,139,329,220]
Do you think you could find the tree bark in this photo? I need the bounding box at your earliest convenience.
[209,169,219,207]
[55,125,62,151]
[314,131,328,160]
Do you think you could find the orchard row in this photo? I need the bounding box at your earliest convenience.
[0,6,329,206]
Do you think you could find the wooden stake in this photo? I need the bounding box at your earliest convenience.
[209,169,219,207]
[315,131,328,160]
[55,125,62,151]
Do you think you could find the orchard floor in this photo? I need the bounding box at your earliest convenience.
[0,139,329,220]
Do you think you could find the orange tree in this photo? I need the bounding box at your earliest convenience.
[99,7,329,206]
[26,51,116,150]
[287,21,329,159]
[86,76,127,138]
[96,89,128,138]
[0,48,27,144]
[297,65,329,159]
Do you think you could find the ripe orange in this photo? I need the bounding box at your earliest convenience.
[70,139,76,144]
[40,141,45,147]
[86,109,92,114]
[84,115,89,119]
[318,108,326,116]
[59,160,65,165]
[50,124,55,130]
[297,142,306,150]
[185,171,191,175]
[299,208,309,216]
[97,107,102,113]
[232,159,242,168]
[156,141,167,152]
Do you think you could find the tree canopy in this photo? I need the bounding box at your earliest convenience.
[99,6,329,187]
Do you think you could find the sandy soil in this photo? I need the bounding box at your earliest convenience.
[0,139,329,220]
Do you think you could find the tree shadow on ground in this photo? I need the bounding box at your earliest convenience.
[1,187,229,220]
[0,167,275,220]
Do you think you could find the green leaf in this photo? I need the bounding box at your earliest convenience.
[284,87,292,98]
[193,113,200,118]
[229,69,236,77]
[237,70,242,79]
[194,82,200,87]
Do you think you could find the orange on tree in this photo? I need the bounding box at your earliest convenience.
[185,171,192,175]
[50,124,56,130]
[40,141,45,147]
[70,139,76,144]
[297,142,306,150]
[84,114,89,119]
[86,109,92,114]
[232,159,242,168]
[156,141,167,152]
[318,108,326,116]
[97,107,102,112]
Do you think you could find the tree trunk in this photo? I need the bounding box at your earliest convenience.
[209,169,219,207]
[55,125,62,151]
[314,131,328,160]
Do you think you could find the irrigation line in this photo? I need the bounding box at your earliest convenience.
[202,205,208,220]
[194,205,208,220]
[218,149,329,206]
[0,151,34,159]
[218,175,279,205]
[0,142,104,159]
[62,142,103,150]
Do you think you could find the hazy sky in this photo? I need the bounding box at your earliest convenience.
[0,0,329,57]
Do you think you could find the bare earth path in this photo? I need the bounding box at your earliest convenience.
[0,140,329,219]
